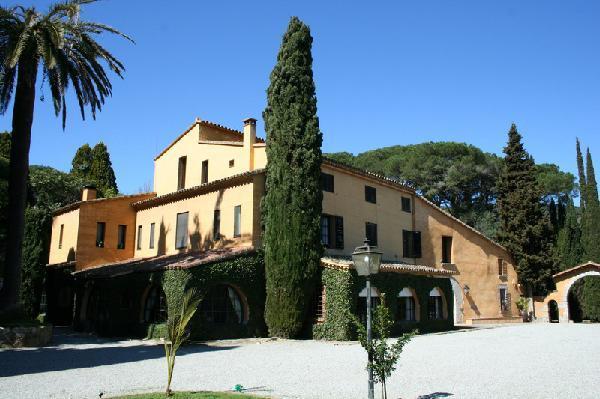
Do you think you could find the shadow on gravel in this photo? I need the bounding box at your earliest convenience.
[416,392,453,399]
[0,343,237,377]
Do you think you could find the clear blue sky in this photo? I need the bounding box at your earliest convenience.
[2,0,600,194]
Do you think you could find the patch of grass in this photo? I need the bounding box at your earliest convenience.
[111,392,268,399]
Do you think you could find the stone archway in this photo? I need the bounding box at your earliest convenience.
[536,262,600,322]
[548,300,559,322]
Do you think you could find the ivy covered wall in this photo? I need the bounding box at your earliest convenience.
[313,268,454,340]
[66,252,266,340]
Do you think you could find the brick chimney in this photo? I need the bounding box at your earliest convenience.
[82,185,97,201]
[243,118,256,171]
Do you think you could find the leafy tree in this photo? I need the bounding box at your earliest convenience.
[555,200,583,269]
[263,17,323,338]
[0,1,131,312]
[90,142,118,197]
[71,144,93,180]
[535,163,576,204]
[352,295,416,399]
[164,289,200,396]
[580,277,600,321]
[0,131,10,159]
[496,124,556,294]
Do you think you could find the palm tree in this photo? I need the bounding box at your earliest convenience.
[0,0,131,311]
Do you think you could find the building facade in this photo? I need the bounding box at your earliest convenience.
[47,117,522,339]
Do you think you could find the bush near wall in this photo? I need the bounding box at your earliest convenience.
[70,252,267,340]
[313,268,454,340]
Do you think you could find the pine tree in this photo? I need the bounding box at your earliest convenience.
[70,144,93,180]
[263,17,323,338]
[581,148,600,262]
[0,132,10,159]
[497,124,556,294]
[90,142,118,197]
[548,198,558,237]
[555,200,583,269]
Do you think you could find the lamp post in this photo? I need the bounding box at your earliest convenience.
[352,239,382,399]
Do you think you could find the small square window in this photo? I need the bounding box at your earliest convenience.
[96,222,106,248]
[229,159,235,168]
[321,173,334,192]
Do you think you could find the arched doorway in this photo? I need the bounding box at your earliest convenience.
[199,284,247,325]
[548,300,559,323]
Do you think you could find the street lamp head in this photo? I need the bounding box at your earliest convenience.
[352,238,383,276]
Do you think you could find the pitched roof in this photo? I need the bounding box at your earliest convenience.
[72,247,256,278]
[553,261,600,280]
[154,118,265,161]
[52,192,155,217]
[132,169,265,210]
[321,256,456,276]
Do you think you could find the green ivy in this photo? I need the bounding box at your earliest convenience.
[313,268,454,340]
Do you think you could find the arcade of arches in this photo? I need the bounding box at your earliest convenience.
[535,262,600,322]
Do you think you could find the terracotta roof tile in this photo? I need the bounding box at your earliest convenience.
[321,256,456,276]
[52,192,155,217]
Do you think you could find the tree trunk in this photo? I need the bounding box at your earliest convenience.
[0,58,38,312]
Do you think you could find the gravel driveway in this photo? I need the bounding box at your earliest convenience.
[1,323,598,399]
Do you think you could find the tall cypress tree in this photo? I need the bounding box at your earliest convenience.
[263,17,323,338]
[497,124,555,294]
[71,144,93,180]
[90,142,118,197]
[576,139,587,208]
[556,199,583,269]
[581,148,600,262]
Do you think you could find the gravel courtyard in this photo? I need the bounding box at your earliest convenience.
[1,323,598,399]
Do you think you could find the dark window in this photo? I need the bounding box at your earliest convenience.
[321,215,330,247]
[398,296,416,321]
[96,222,106,247]
[358,292,380,324]
[365,186,377,204]
[334,216,344,249]
[213,210,221,240]
[403,230,422,258]
[500,287,511,311]
[175,212,188,249]
[201,160,209,184]
[149,223,155,249]
[442,236,452,263]
[177,156,187,190]
[428,296,444,320]
[229,159,235,168]
[137,225,142,250]
[321,173,334,192]
[117,225,127,249]
[233,205,241,237]
[321,215,345,249]
[144,286,167,323]
[199,285,244,324]
[365,222,378,246]
[498,258,507,276]
[58,224,64,249]
[401,196,412,213]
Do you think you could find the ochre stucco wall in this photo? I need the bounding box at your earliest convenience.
[414,197,520,321]
[133,179,259,258]
[321,164,414,260]
[49,208,80,265]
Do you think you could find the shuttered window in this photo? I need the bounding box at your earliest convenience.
[58,224,64,249]
[321,215,345,249]
[117,225,127,249]
[365,222,378,246]
[403,230,422,258]
[321,173,334,192]
[149,223,155,249]
[233,205,241,237]
[202,160,209,184]
[401,196,412,213]
[500,287,511,311]
[334,216,344,249]
[213,210,221,240]
[498,258,507,276]
[177,156,187,190]
[442,236,452,263]
[96,222,106,247]
[175,212,189,249]
[137,225,142,250]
